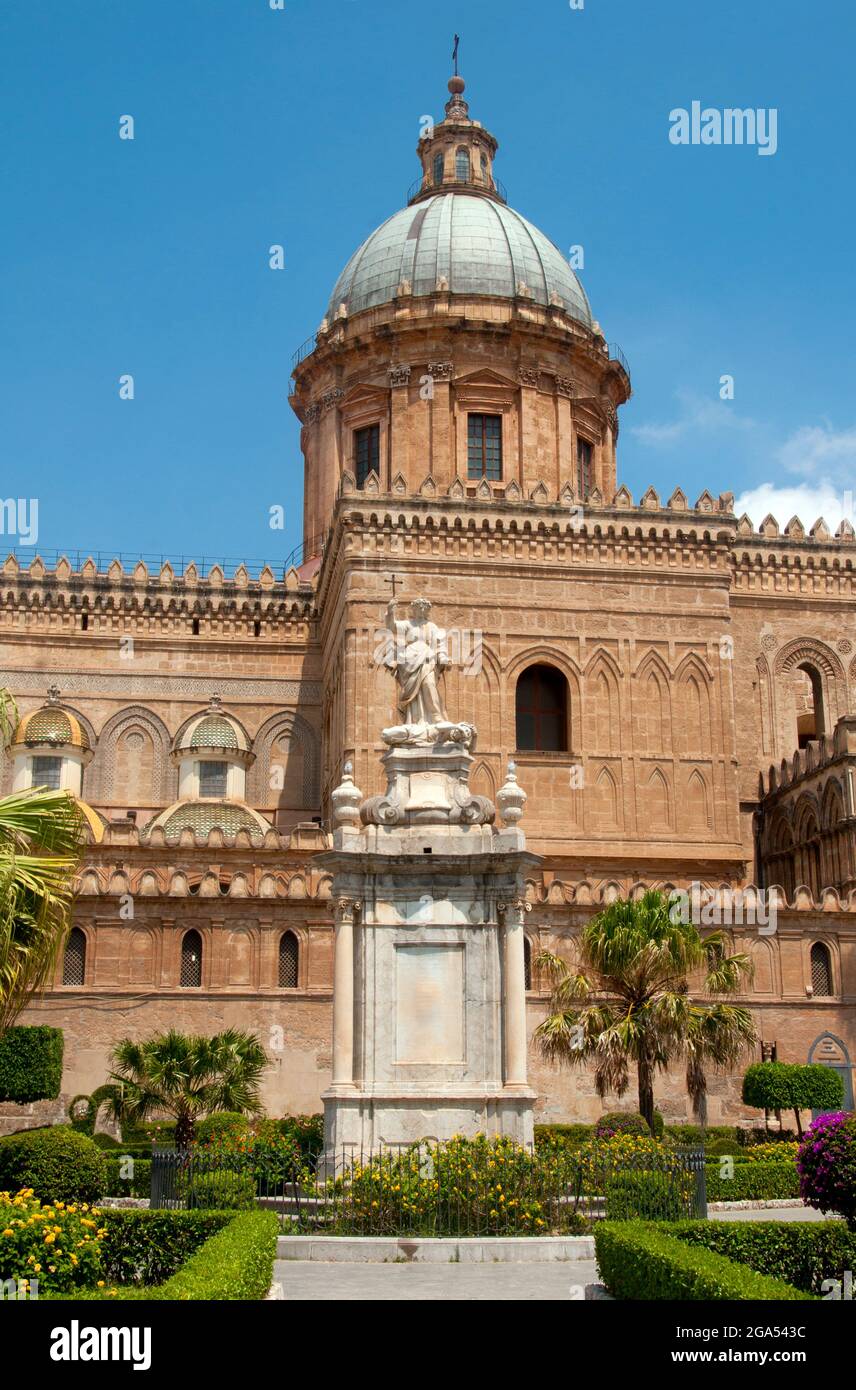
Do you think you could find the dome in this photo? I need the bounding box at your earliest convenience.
[174,710,250,755]
[14,705,90,751]
[143,800,271,844]
[325,192,592,325]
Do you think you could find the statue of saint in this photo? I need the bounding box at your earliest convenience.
[384,597,450,728]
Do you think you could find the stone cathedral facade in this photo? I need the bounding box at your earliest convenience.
[2,75,855,1132]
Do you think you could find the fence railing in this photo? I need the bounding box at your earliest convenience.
[150,1142,706,1234]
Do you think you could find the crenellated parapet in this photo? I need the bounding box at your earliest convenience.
[0,552,318,639]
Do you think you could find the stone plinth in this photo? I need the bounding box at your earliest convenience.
[319,733,540,1153]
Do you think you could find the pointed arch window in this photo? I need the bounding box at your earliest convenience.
[793,662,825,748]
[279,931,299,989]
[515,664,569,752]
[180,930,202,989]
[810,942,832,998]
[62,927,87,986]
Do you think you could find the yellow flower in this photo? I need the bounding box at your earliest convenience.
[2,1229,13,1237]
[44,1232,56,1244]
[97,1280,105,1288]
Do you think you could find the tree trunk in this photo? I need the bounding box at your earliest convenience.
[175,1111,195,1151]
[637,1053,655,1134]
[793,1107,803,1138]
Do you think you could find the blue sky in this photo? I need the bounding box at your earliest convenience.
[2,0,854,566]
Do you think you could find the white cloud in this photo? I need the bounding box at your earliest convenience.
[630,391,756,446]
[733,479,853,529]
[776,424,856,481]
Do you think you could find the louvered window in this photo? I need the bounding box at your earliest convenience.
[180,930,202,988]
[810,943,832,997]
[62,928,86,986]
[279,932,299,988]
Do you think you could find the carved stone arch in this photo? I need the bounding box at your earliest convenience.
[633,651,672,755]
[470,759,496,802]
[793,791,821,838]
[506,647,581,753]
[87,706,174,804]
[685,767,712,830]
[639,765,672,831]
[584,649,622,755]
[248,710,321,810]
[589,763,621,830]
[775,638,844,681]
[756,654,773,758]
[674,655,713,756]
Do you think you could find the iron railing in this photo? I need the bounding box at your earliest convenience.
[149,1142,706,1234]
[608,342,630,376]
[6,542,323,580]
[406,174,508,205]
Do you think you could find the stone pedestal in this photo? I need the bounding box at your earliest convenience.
[319,732,539,1154]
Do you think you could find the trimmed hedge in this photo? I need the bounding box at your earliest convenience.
[534,1123,594,1149]
[97,1208,230,1285]
[47,1210,279,1301]
[743,1063,843,1119]
[0,1026,63,1102]
[668,1220,856,1295]
[186,1170,256,1211]
[103,1156,152,1198]
[705,1160,799,1202]
[0,1125,106,1202]
[605,1171,686,1221]
[594,1221,814,1300]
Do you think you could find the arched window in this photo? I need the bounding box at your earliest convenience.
[793,663,825,747]
[480,152,488,181]
[180,930,202,988]
[810,942,832,997]
[279,931,299,989]
[523,936,532,991]
[433,152,444,186]
[515,664,569,751]
[455,146,470,182]
[62,927,86,986]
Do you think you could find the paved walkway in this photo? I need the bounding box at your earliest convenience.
[271,1259,598,1301]
[711,1204,831,1223]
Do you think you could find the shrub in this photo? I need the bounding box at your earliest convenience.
[68,1085,121,1136]
[705,1137,741,1157]
[0,1189,105,1294]
[199,1121,303,1190]
[335,1134,588,1235]
[605,1171,686,1221]
[737,1126,796,1147]
[594,1221,814,1300]
[797,1111,856,1229]
[743,1063,844,1136]
[574,1135,689,1199]
[194,1112,251,1145]
[669,1219,856,1295]
[737,1141,799,1164]
[534,1123,594,1150]
[276,1113,324,1164]
[97,1208,229,1284]
[0,1027,63,1102]
[594,1112,651,1140]
[103,1157,151,1198]
[0,1126,106,1203]
[185,1170,256,1211]
[704,1160,800,1201]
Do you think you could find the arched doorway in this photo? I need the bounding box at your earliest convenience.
[807,1033,853,1115]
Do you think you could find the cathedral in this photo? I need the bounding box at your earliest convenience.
[2,73,854,1133]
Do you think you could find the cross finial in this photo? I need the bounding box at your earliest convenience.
[452,34,460,76]
[46,683,61,706]
[384,572,402,600]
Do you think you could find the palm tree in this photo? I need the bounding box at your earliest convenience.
[109,1029,268,1148]
[0,690,85,1035]
[535,890,757,1132]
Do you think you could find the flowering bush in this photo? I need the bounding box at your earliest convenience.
[594,1112,652,1140]
[0,1189,106,1294]
[332,1134,586,1236]
[737,1141,799,1165]
[797,1111,856,1229]
[574,1136,694,1202]
[199,1119,305,1190]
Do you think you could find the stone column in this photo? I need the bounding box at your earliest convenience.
[500,897,531,1087]
[331,898,356,1087]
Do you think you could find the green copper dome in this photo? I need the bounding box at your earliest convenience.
[325,192,592,325]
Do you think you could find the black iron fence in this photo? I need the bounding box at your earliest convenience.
[150,1141,706,1234]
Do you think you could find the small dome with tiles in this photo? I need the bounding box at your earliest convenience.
[144,800,271,844]
[173,699,251,755]
[14,699,90,751]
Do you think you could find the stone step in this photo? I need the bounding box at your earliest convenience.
[276,1234,595,1262]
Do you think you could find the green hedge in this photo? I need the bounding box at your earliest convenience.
[594,1221,814,1300]
[605,1171,686,1221]
[743,1063,843,1115]
[534,1123,594,1149]
[0,1125,106,1202]
[103,1156,152,1197]
[97,1208,230,1285]
[668,1220,856,1296]
[47,1210,279,1301]
[0,1027,63,1102]
[705,1160,799,1201]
